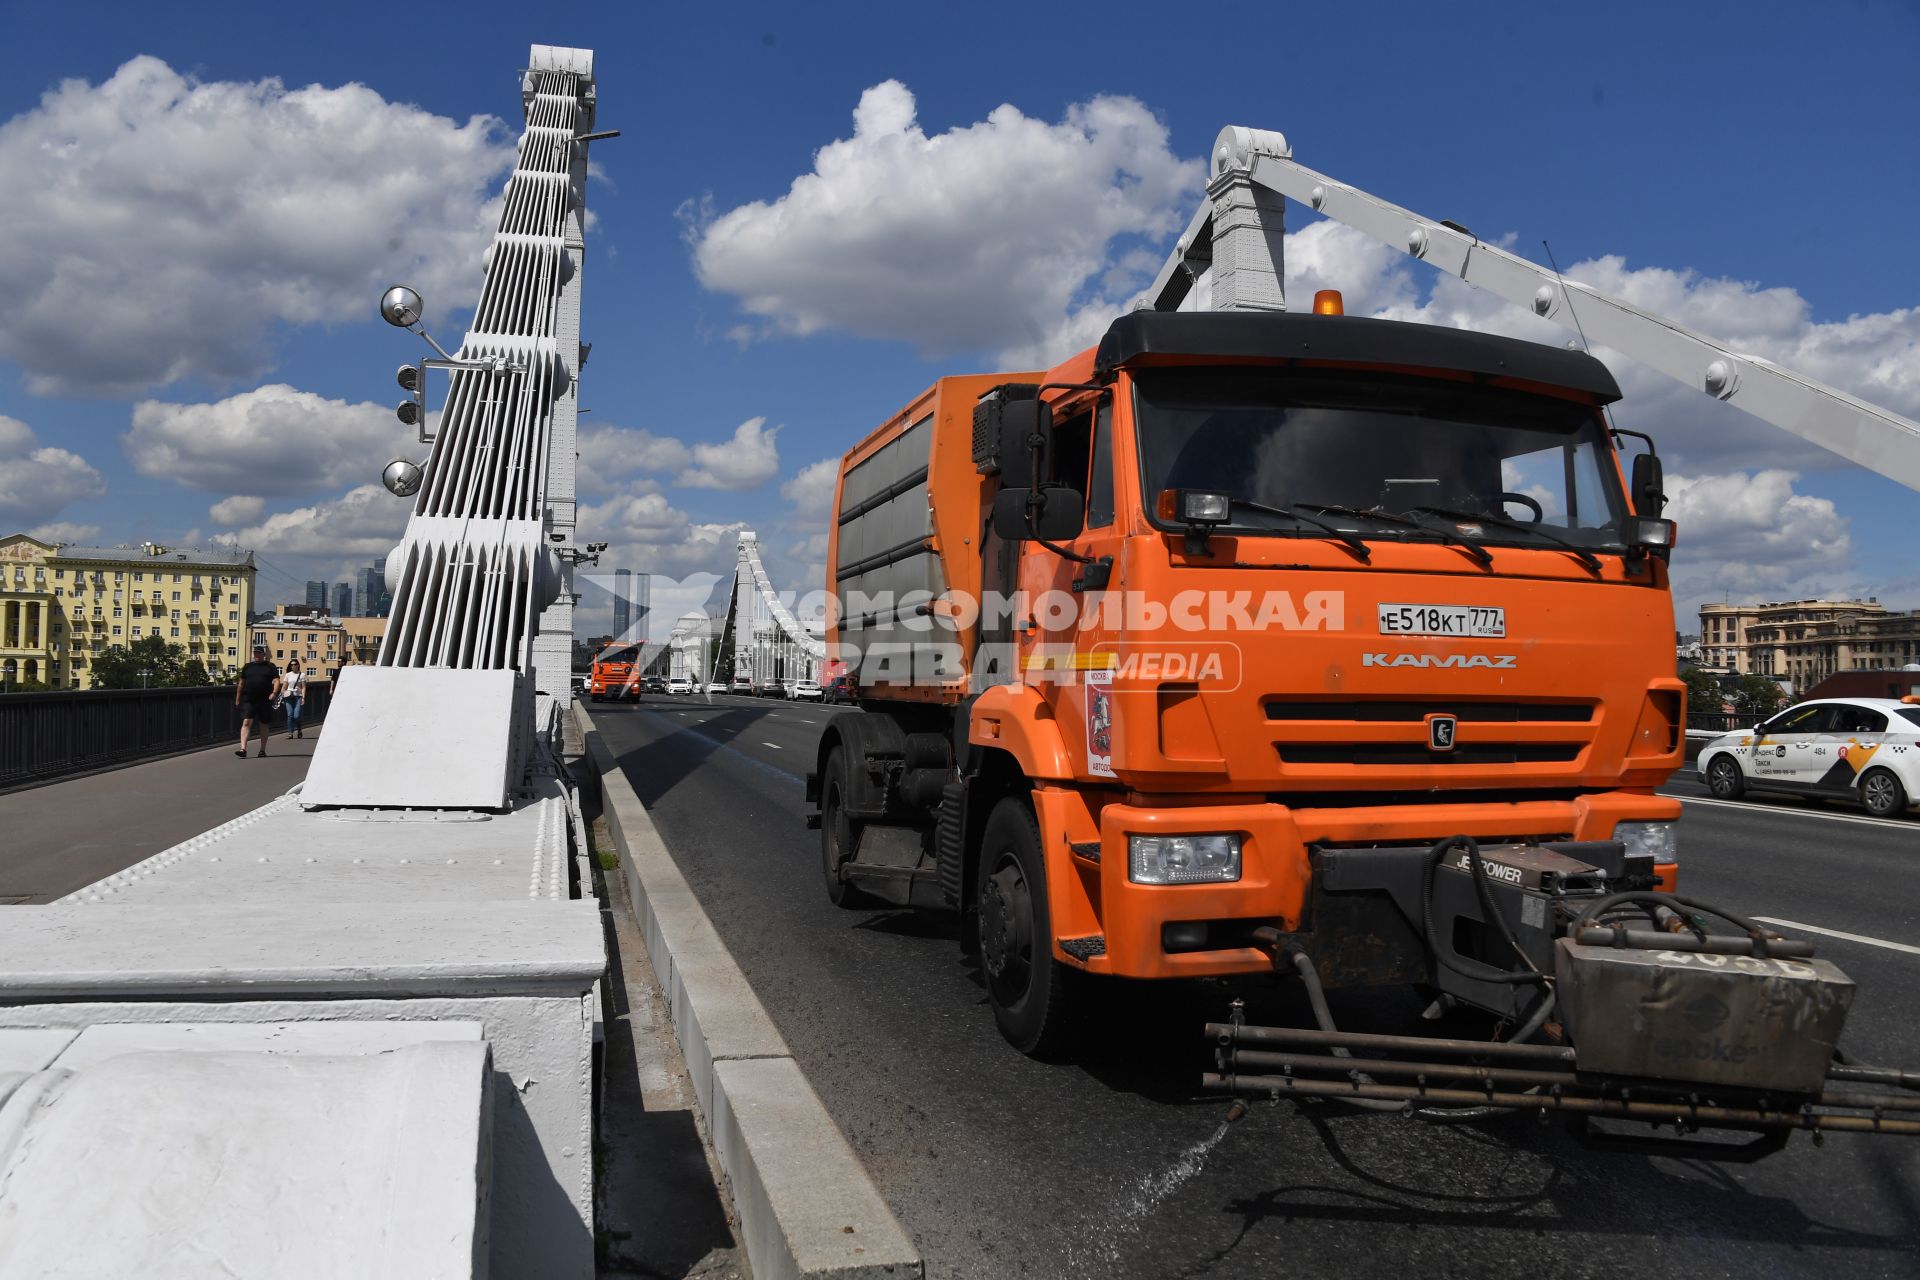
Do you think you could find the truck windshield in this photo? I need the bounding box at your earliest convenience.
[1133,369,1628,550]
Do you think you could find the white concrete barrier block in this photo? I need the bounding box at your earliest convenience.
[712,1056,922,1280]
[0,1041,492,1279]
[303,667,520,809]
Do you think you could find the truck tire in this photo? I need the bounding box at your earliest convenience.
[1704,754,1745,800]
[977,796,1077,1059]
[819,748,880,909]
[1859,767,1908,819]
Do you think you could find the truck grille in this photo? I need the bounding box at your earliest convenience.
[1276,743,1584,766]
[1266,698,1594,771]
[1265,700,1593,722]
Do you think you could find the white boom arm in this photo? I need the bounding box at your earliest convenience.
[1150,126,1920,494]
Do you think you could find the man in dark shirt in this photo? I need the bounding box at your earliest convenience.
[234,645,282,758]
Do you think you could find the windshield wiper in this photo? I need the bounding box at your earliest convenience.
[1219,498,1371,563]
[1409,506,1602,573]
[1297,501,1493,568]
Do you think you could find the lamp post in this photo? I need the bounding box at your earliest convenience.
[139,666,153,689]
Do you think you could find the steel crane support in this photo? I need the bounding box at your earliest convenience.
[1150,126,1920,494]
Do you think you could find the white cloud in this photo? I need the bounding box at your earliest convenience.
[1663,469,1855,617]
[780,458,838,516]
[690,81,1202,367]
[576,418,779,494]
[677,417,780,491]
[126,384,412,496]
[0,56,510,396]
[230,484,408,557]
[580,423,691,478]
[0,414,106,529]
[209,495,265,526]
[28,520,101,544]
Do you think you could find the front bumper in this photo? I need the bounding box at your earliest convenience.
[1084,790,1679,980]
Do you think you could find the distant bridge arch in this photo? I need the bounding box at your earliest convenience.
[715,531,824,687]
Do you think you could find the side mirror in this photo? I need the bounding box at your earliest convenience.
[992,486,1085,542]
[995,400,1052,489]
[1631,452,1666,516]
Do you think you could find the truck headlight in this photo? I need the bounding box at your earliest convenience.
[1614,821,1678,863]
[1129,833,1242,885]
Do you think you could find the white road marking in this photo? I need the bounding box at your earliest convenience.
[1753,917,1920,957]
[761,741,782,749]
[1674,793,1918,831]
[796,719,816,725]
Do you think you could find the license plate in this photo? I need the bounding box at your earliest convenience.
[1378,603,1506,638]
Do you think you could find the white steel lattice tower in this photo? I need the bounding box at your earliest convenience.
[304,45,599,809]
[378,46,594,699]
[728,532,826,685]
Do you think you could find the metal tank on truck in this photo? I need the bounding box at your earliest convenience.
[803,125,1920,1157]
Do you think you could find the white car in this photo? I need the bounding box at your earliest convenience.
[1697,697,1920,818]
[704,681,727,695]
[666,677,692,694]
[788,679,823,701]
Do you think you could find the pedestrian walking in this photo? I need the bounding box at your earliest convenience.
[282,658,307,739]
[234,644,281,758]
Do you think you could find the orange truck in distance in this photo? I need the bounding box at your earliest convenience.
[587,644,640,702]
[805,306,1908,1155]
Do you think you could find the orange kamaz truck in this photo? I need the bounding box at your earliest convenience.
[804,305,1918,1152]
[587,644,639,702]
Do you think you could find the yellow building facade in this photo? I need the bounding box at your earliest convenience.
[246,608,385,681]
[0,534,257,689]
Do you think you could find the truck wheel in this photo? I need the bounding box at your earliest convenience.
[1704,754,1746,800]
[977,797,1076,1059]
[819,749,879,909]
[1859,767,1908,819]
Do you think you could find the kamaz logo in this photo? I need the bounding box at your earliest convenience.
[1363,653,1517,669]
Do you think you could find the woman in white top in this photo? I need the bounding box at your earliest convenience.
[282,658,307,739]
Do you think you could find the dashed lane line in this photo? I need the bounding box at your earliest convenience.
[1673,792,1919,831]
[761,741,782,749]
[1753,917,1920,957]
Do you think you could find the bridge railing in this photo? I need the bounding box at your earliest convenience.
[0,681,332,789]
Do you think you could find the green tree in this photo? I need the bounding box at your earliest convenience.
[1731,674,1787,723]
[1680,667,1724,720]
[87,634,215,689]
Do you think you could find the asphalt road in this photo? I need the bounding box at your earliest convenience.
[595,693,1920,1280]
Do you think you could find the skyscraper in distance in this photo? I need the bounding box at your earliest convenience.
[352,565,379,618]
[632,572,651,643]
[612,568,632,642]
[332,582,352,618]
[306,580,327,609]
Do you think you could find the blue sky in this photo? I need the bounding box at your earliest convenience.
[0,0,1915,632]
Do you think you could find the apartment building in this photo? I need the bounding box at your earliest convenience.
[1699,598,1920,688]
[0,534,257,688]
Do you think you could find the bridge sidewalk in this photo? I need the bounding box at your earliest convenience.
[0,727,324,904]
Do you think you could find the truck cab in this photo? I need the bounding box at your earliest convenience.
[811,307,1683,1055]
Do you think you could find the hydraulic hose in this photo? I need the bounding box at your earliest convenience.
[1571,890,1801,958]
[1421,835,1548,986]
[1285,948,1412,1114]
[1278,945,1537,1121]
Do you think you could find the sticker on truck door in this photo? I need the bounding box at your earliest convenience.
[1086,667,1115,778]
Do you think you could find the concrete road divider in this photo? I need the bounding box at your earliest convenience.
[577,704,922,1280]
